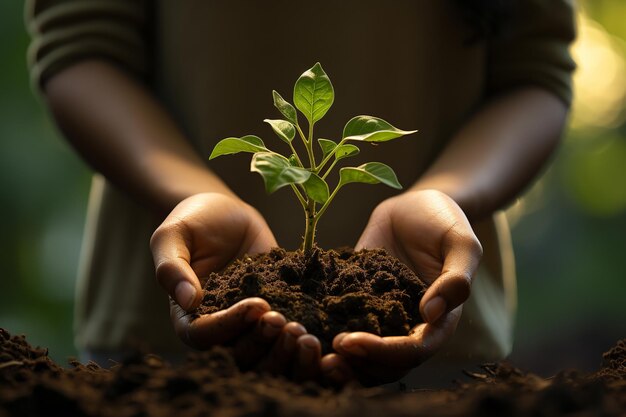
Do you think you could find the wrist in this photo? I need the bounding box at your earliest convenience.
[407,180,481,222]
[147,160,239,215]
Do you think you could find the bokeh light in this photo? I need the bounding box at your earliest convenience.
[570,14,626,130]
[561,133,626,216]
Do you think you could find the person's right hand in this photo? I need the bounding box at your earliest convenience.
[150,193,323,380]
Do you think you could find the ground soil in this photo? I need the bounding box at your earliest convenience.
[1,328,625,417]
[196,247,428,353]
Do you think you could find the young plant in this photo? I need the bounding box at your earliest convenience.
[209,63,417,253]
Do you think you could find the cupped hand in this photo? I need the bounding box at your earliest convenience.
[150,192,322,379]
[321,189,482,386]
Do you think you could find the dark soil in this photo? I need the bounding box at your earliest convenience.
[1,328,625,417]
[196,247,428,353]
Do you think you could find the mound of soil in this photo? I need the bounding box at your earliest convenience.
[196,247,428,352]
[1,328,625,417]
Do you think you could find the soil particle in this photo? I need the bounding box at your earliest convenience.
[596,339,626,381]
[1,329,625,417]
[196,247,428,352]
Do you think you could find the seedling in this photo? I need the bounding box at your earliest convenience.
[210,63,417,252]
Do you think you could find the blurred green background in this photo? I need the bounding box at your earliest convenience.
[1,1,624,374]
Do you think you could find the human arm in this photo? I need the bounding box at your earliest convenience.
[411,87,567,222]
[45,60,235,216]
[28,0,248,294]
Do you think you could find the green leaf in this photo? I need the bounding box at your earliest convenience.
[251,152,311,193]
[272,90,298,125]
[264,119,296,143]
[317,138,337,159]
[334,144,360,161]
[339,162,402,189]
[343,116,417,142]
[303,173,329,204]
[288,154,300,166]
[293,62,334,125]
[209,135,268,160]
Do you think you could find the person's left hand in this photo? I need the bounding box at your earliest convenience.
[320,189,483,386]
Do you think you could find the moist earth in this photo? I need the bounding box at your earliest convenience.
[1,329,625,417]
[196,247,428,353]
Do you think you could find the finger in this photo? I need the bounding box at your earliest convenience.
[354,202,394,251]
[151,220,203,311]
[240,214,279,256]
[179,298,271,349]
[293,334,322,382]
[334,307,463,369]
[334,332,414,367]
[420,230,482,323]
[232,311,287,369]
[404,305,463,361]
[170,296,193,342]
[257,322,307,375]
[332,333,409,386]
[320,353,355,387]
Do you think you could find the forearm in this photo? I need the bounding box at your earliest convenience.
[411,87,568,222]
[44,60,234,215]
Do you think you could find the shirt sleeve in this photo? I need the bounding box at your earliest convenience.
[25,0,148,91]
[487,0,577,106]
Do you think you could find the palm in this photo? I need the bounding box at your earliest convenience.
[358,190,481,309]
[357,196,449,285]
[172,193,276,277]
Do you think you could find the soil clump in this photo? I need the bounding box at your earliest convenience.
[1,329,625,417]
[196,247,428,352]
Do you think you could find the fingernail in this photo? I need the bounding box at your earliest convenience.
[320,360,334,374]
[245,305,265,323]
[261,320,282,338]
[299,335,319,351]
[423,296,447,323]
[174,281,197,311]
[333,332,348,346]
[283,332,296,350]
[339,340,367,358]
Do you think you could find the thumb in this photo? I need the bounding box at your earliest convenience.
[240,217,278,256]
[150,222,203,312]
[355,202,394,251]
[419,229,482,323]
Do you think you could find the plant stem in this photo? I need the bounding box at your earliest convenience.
[296,124,308,147]
[316,137,347,173]
[306,123,316,169]
[321,159,338,180]
[303,184,335,253]
[290,184,307,209]
[302,198,318,252]
[301,121,319,252]
[288,142,304,167]
[315,183,341,222]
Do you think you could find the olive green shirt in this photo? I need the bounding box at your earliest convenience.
[26,0,576,361]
